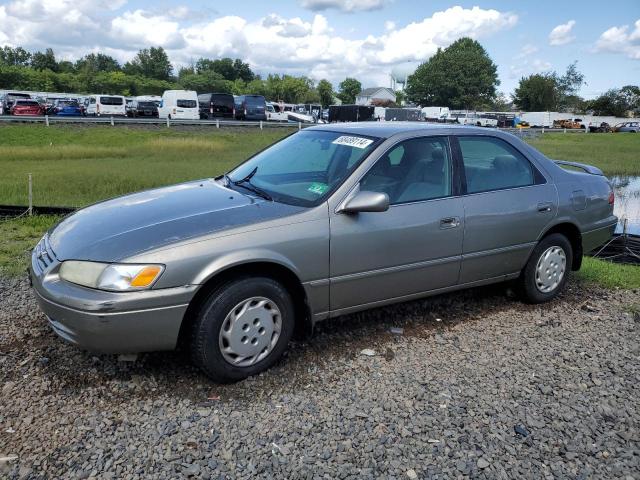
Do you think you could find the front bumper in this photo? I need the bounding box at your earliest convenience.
[30,238,198,353]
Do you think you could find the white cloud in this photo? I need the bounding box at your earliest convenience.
[0,3,518,87]
[110,10,186,49]
[515,43,538,59]
[298,0,387,13]
[384,20,395,31]
[509,57,552,79]
[549,20,576,46]
[594,19,640,60]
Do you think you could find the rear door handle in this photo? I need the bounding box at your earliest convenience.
[440,217,460,229]
[537,202,553,213]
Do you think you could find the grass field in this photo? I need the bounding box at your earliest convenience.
[528,133,640,176]
[0,126,638,207]
[0,124,293,207]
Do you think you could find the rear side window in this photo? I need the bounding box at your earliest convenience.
[459,136,534,194]
[99,96,123,105]
[177,99,197,108]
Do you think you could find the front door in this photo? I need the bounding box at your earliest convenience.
[329,135,464,313]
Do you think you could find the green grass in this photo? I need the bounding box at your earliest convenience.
[0,215,60,277]
[526,133,640,176]
[0,124,294,207]
[575,257,640,289]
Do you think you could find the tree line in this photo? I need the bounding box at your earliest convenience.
[0,45,366,107]
[1,43,637,116]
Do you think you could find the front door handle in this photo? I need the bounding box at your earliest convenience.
[537,202,553,213]
[440,216,460,229]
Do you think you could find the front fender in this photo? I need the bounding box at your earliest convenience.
[193,248,302,285]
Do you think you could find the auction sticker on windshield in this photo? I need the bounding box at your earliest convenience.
[332,136,374,149]
[307,182,329,195]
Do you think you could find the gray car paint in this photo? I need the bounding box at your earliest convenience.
[31,123,617,353]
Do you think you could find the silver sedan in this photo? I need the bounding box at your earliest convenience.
[30,123,617,382]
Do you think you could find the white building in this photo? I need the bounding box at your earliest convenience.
[355,87,396,106]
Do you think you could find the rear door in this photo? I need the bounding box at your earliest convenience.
[454,135,556,283]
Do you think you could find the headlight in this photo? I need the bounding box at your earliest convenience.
[59,261,164,291]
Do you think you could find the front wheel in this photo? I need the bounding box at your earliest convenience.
[518,233,573,303]
[190,277,295,383]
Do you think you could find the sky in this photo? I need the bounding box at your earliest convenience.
[0,0,638,98]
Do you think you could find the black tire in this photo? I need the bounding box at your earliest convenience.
[518,233,573,303]
[190,276,295,383]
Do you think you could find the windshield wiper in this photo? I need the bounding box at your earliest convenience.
[232,167,273,201]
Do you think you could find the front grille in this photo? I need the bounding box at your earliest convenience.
[33,235,57,274]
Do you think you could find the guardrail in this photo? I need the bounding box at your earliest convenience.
[0,114,306,129]
[0,114,596,134]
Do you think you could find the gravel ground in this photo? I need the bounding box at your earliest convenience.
[1,275,639,479]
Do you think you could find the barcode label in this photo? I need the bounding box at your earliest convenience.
[332,136,374,149]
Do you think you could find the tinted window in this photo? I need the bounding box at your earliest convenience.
[99,96,123,105]
[360,136,452,204]
[459,136,534,193]
[137,102,156,108]
[16,100,39,106]
[211,94,234,107]
[245,96,265,107]
[177,99,197,108]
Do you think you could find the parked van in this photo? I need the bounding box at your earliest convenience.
[158,90,199,120]
[198,93,235,119]
[84,95,126,116]
[234,95,267,121]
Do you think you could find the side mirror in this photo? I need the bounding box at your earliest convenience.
[340,190,389,214]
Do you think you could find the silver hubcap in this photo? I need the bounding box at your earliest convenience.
[535,246,566,293]
[218,297,282,367]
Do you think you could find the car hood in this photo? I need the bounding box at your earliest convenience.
[48,179,304,262]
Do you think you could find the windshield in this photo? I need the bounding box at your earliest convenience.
[137,102,156,108]
[228,130,380,207]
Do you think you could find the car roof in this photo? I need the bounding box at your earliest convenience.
[305,121,491,139]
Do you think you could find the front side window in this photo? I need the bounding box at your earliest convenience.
[459,136,534,194]
[360,136,452,204]
[229,130,379,207]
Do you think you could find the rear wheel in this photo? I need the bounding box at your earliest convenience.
[190,277,295,383]
[518,233,573,303]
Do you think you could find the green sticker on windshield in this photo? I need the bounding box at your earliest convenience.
[308,182,329,195]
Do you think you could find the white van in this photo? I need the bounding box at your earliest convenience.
[158,90,199,120]
[84,95,127,116]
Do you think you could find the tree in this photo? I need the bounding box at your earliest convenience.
[179,71,234,94]
[337,77,362,105]
[405,38,499,109]
[124,47,173,81]
[513,73,558,111]
[513,62,585,112]
[588,86,640,117]
[491,92,511,111]
[75,53,121,74]
[0,46,31,67]
[317,79,333,107]
[195,58,255,82]
[31,48,58,72]
[394,90,406,106]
